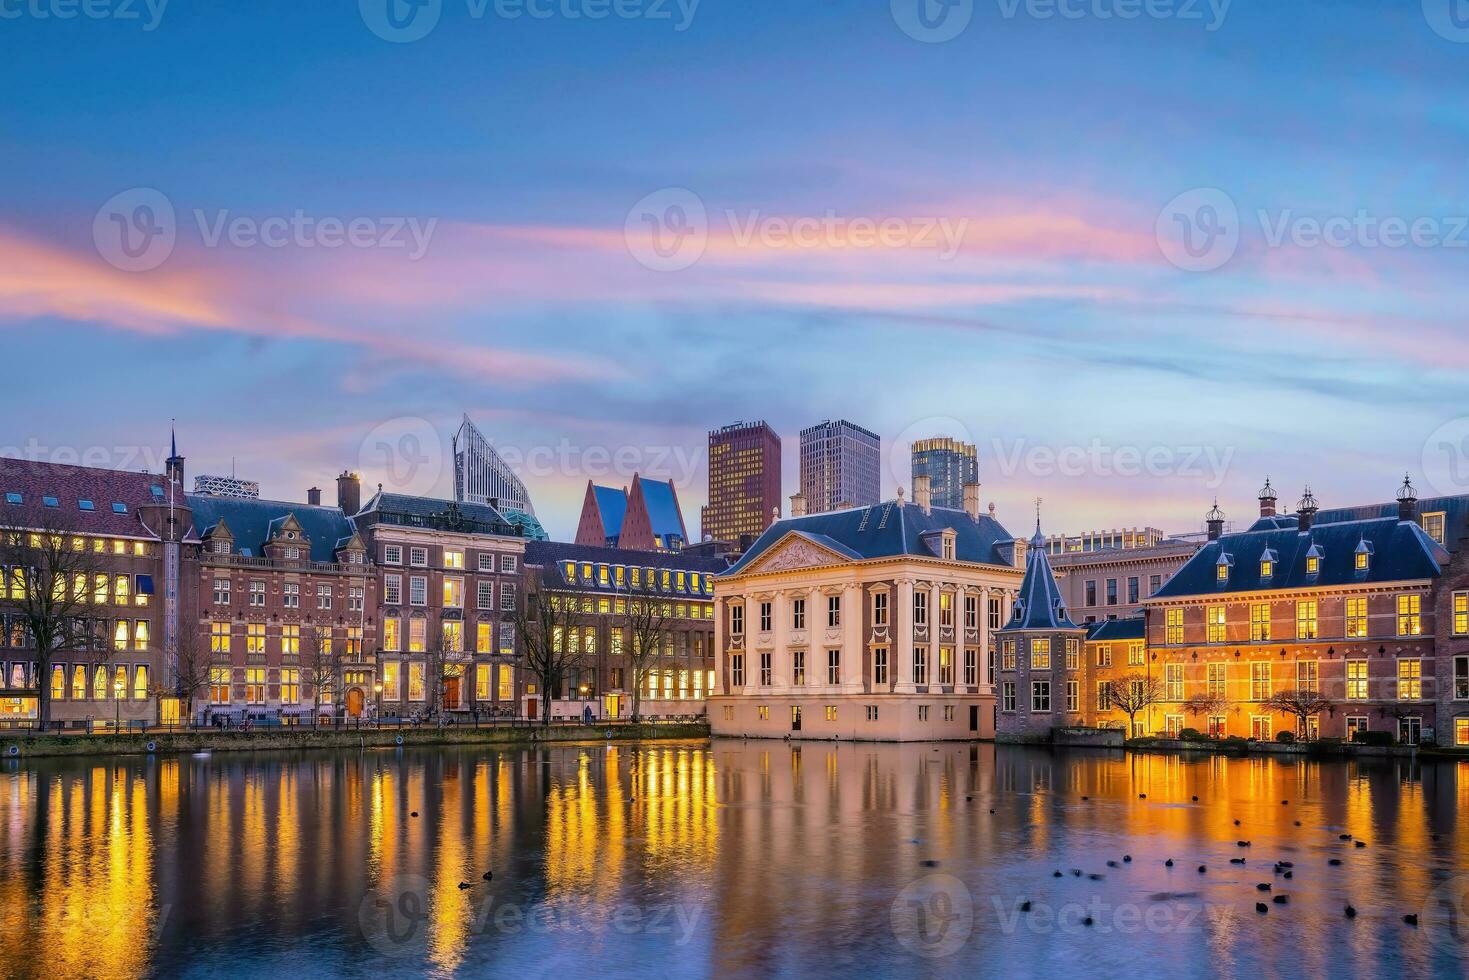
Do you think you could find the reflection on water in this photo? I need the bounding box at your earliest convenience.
[1,743,1465,979]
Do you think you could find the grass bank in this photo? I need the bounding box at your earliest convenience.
[1,722,711,760]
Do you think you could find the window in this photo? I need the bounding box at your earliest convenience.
[866,705,879,722]
[1166,608,1184,644]
[792,598,805,630]
[1345,597,1368,638]
[939,646,954,685]
[1206,662,1226,699]
[965,595,978,630]
[443,577,464,608]
[759,601,772,632]
[873,647,888,686]
[1095,643,1112,668]
[1457,718,1469,747]
[317,583,333,610]
[409,547,428,567]
[408,617,426,653]
[383,545,402,565]
[989,596,1002,630]
[210,621,231,654]
[873,592,888,627]
[1355,549,1370,571]
[1161,663,1183,701]
[249,580,266,607]
[1250,662,1271,701]
[1422,512,1447,546]
[442,621,462,653]
[500,582,516,611]
[1096,681,1111,712]
[500,554,517,574]
[407,662,426,701]
[1346,716,1369,740]
[1085,581,1097,606]
[1066,680,1079,712]
[1397,595,1422,636]
[1001,682,1016,712]
[246,668,266,705]
[1128,642,1145,667]
[281,668,300,705]
[1250,715,1272,740]
[1456,656,1468,700]
[383,617,401,652]
[1127,577,1139,605]
[730,653,745,687]
[1455,592,1469,636]
[1106,579,1118,605]
[1250,603,1271,642]
[247,623,265,655]
[409,577,427,607]
[964,647,978,686]
[1260,558,1274,579]
[825,705,837,722]
[1032,680,1051,712]
[940,593,954,628]
[1206,605,1226,643]
[791,650,806,686]
[443,549,464,570]
[827,595,841,628]
[1296,600,1318,640]
[281,624,300,655]
[210,667,231,705]
[1297,660,1319,691]
[283,583,299,609]
[759,652,772,686]
[1398,659,1422,700]
[918,704,930,722]
[1306,554,1321,576]
[1031,638,1051,670]
[1064,639,1079,671]
[498,624,515,656]
[1346,660,1368,700]
[913,592,927,627]
[383,574,403,606]
[213,578,231,605]
[827,649,840,685]
[477,622,493,654]
[755,705,768,721]
[497,665,513,701]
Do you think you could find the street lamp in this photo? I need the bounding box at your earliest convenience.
[113,675,124,731]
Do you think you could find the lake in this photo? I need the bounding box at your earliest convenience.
[1,740,1466,978]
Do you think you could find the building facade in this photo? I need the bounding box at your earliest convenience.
[353,485,528,719]
[910,437,978,512]
[453,414,546,540]
[709,479,1019,741]
[523,540,725,719]
[574,474,688,552]
[1050,538,1200,624]
[799,419,881,514]
[701,420,782,549]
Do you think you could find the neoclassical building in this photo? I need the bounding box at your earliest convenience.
[708,477,1023,740]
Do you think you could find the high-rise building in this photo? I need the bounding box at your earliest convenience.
[799,419,880,513]
[192,474,261,499]
[574,474,689,552]
[452,415,546,540]
[701,421,782,546]
[910,437,978,511]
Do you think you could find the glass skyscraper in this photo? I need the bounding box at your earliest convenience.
[910,437,979,511]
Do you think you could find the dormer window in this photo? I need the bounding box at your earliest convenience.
[4,493,20,504]
[1306,556,1320,575]
[78,500,94,511]
[42,496,59,508]
[111,503,127,514]
[1216,553,1233,583]
[1355,539,1373,571]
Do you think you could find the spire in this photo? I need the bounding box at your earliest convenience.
[170,419,177,460]
[165,419,185,488]
[1006,516,1079,631]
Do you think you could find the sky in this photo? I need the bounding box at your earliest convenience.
[2,0,1468,542]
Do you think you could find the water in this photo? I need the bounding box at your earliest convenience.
[1,741,1466,979]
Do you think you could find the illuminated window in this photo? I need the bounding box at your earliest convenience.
[382,661,401,700]
[1355,549,1370,571]
[133,620,149,651]
[210,667,231,705]
[1306,555,1321,576]
[113,620,129,651]
[50,664,65,701]
[408,617,426,653]
[1296,600,1318,640]
[245,668,265,704]
[1206,662,1227,699]
[1250,662,1271,701]
[1260,559,1274,579]
[443,577,463,608]
[1001,639,1016,671]
[1346,660,1368,700]
[1346,597,1368,638]
[408,662,426,701]
[1250,603,1271,642]
[93,665,108,699]
[1128,642,1145,667]
[247,623,265,655]
[1398,659,1422,700]
[281,668,300,704]
[1397,595,1422,636]
[477,622,492,654]
[1064,639,1079,671]
[1206,605,1226,643]
[497,664,513,701]
[1457,717,1469,747]
[444,549,464,570]
[71,665,86,700]
[1031,638,1051,670]
[1455,592,1469,635]
[113,574,129,606]
[1166,608,1184,644]
[940,593,954,628]
[939,646,954,684]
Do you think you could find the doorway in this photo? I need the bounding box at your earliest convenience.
[443,677,461,711]
[346,688,365,718]
[969,704,979,733]
[791,705,802,732]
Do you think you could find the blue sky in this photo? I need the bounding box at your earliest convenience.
[3,0,1468,540]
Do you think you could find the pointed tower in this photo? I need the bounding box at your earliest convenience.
[994,519,1088,742]
[165,422,185,489]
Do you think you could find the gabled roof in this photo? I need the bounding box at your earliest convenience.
[1004,526,1081,631]
[638,478,686,539]
[1087,617,1146,642]
[0,458,168,538]
[187,494,358,562]
[591,485,629,539]
[1316,494,1469,553]
[1152,516,1448,599]
[724,500,1014,576]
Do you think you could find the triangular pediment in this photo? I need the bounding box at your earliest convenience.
[742,532,853,575]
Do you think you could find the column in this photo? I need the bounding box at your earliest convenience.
[712,598,726,696]
[842,582,863,693]
[895,578,916,694]
[771,591,790,694]
[956,584,969,694]
[929,583,941,690]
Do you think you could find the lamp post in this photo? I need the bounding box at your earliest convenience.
[113,675,124,731]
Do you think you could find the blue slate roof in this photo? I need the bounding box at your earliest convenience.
[725,500,1014,575]
[1006,526,1081,631]
[1316,494,1469,553]
[1087,617,1147,642]
[592,485,628,539]
[639,478,685,539]
[187,494,358,563]
[526,540,728,596]
[1153,516,1448,599]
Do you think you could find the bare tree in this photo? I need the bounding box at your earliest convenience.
[621,597,673,722]
[1263,688,1333,739]
[1181,693,1230,734]
[1104,673,1166,738]
[170,620,214,727]
[512,587,589,727]
[0,514,111,730]
[302,625,341,721]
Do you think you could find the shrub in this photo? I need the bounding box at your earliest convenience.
[1275,731,1296,744]
[1178,728,1207,742]
[1351,730,1396,747]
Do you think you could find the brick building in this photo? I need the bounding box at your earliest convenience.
[522,540,725,719]
[574,474,688,552]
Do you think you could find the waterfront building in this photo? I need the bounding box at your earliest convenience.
[574,474,688,552]
[522,540,726,720]
[352,481,527,719]
[452,414,546,540]
[799,419,881,514]
[701,421,782,549]
[709,477,1019,740]
[910,437,978,511]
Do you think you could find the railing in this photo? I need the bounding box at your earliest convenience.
[3,714,707,735]
[204,554,365,574]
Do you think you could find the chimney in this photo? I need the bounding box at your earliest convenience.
[913,474,932,514]
[1258,477,1278,518]
[962,481,981,521]
[1297,486,1318,532]
[336,471,361,516]
[1206,500,1225,541]
[789,492,806,518]
[1397,474,1418,523]
[307,486,322,507]
[896,487,906,509]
